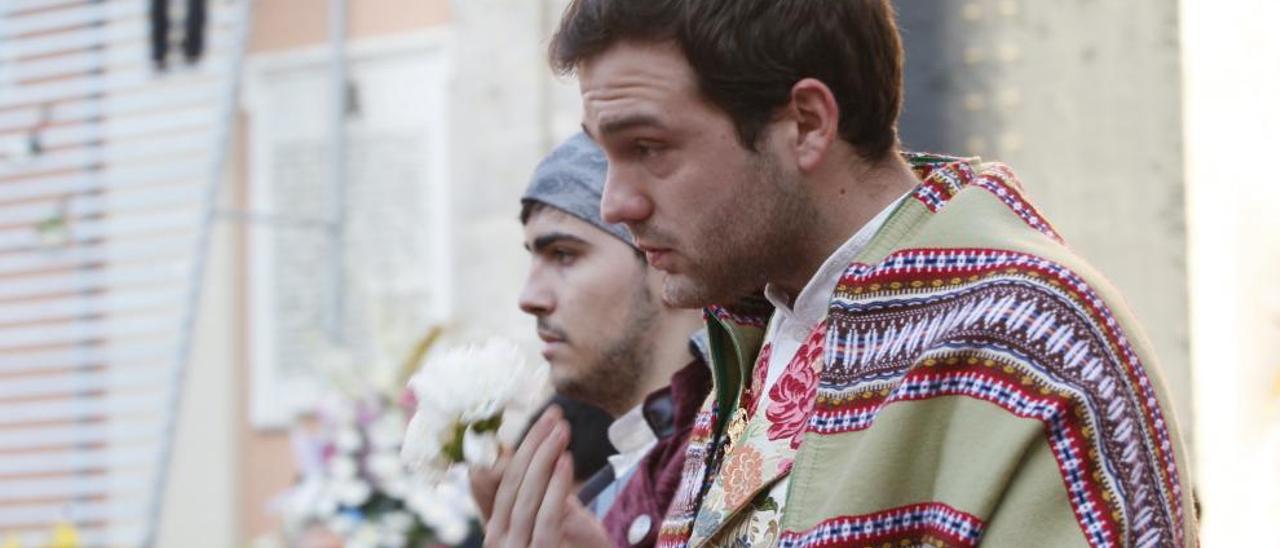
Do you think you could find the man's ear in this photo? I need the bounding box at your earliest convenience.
[786,78,840,173]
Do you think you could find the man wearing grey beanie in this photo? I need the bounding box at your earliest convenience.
[470,133,711,547]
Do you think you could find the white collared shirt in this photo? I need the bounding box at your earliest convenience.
[758,192,909,398]
[606,403,658,480]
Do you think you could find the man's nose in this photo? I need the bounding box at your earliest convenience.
[600,166,655,226]
[517,272,553,317]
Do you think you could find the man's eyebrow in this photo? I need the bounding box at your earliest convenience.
[528,232,588,253]
[596,113,666,138]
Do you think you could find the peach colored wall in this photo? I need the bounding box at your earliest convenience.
[248,0,449,53]
[236,0,449,542]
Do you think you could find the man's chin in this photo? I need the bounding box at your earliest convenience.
[552,378,607,411]
[660,273,724,309]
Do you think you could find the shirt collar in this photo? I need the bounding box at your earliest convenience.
[764,192,910,328]
[605,402,658,477]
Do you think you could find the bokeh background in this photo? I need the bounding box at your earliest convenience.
[0,0,1276,546]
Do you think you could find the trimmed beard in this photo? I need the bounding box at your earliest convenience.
[556,275,659,416]
[659,149,816,308]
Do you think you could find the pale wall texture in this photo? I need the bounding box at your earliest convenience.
[898,0,1193,444]
[444,0,581,350]
[154,179,240,548]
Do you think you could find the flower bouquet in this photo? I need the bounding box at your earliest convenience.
[400,338,549,482]
[275,327,517,547]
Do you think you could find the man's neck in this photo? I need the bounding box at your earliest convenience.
[617,311,703,417]
[770,153,919,301]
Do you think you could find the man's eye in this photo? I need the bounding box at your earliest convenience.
[551,249,576,264]
[634,141,664,158]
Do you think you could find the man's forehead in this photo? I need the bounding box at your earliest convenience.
[524,206,605,242]
[579,42,697,130]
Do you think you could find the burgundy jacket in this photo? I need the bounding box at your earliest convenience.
[600,360,712,547]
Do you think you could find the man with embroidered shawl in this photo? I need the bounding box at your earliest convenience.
[490,0,1200,546]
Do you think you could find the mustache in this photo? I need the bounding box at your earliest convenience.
[536,318,570,343]
[627,223,675,248]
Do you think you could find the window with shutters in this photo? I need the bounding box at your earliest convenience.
[0,0,247,545]
[241,33,451,429]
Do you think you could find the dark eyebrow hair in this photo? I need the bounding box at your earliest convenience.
[528,232,589,253]
[594,113,667,139]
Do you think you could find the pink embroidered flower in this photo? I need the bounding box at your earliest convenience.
[765,323,826,449]
[777,458,794,476]
[722,445,765,509]
[741,343,772,417]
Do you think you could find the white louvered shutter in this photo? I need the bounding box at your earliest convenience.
[0,0,249,545]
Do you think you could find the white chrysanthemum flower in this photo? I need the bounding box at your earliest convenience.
[348,524,380,548]
[313,487,339,518]
[382,510,416,534]
[404,468,476,544]
[400,412,448,482]
[378,530,408,548]
[333,478,373,507]
[327,512,360,535]
[334,427,363,454]
[329,455,358,479]
[366,450,403,484]
[462,429,500,468]
[368,410,406,450]
[400,338,548,477]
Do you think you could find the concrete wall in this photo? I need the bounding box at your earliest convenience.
[154,173,240,548]
[898,0,1193,443]
[444,0,583,352]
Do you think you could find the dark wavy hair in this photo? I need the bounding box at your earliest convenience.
[550,0,904,161]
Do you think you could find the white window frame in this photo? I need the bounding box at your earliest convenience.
[241,30,453,428]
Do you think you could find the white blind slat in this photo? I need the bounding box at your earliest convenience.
[0,313,182,349]
[0,0,143,41]
[0,367,171,400]
[3,524,142,548]
[0,46,106,83]
[0,134,210,182]
[0,164,204,202]
[0,20,124,60]
[1,21,241,83]
[0,498,148,529]
[0,235,197,277]
[0,58,233,110]
[0,391,171,426]
[0,471,152,501]
[104,132,212,160]
[0,147,101,179]
[0,446,157,476]
[0,261,190,301]
[0,343,172,373]
[0,0,87,18]
[0,286,189,326]
[0,11,241,62]
[0,83,216,134]
[0,210,202,255]
[0,184,205,228]
[0,418,164,451]
[23,107,216,149]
